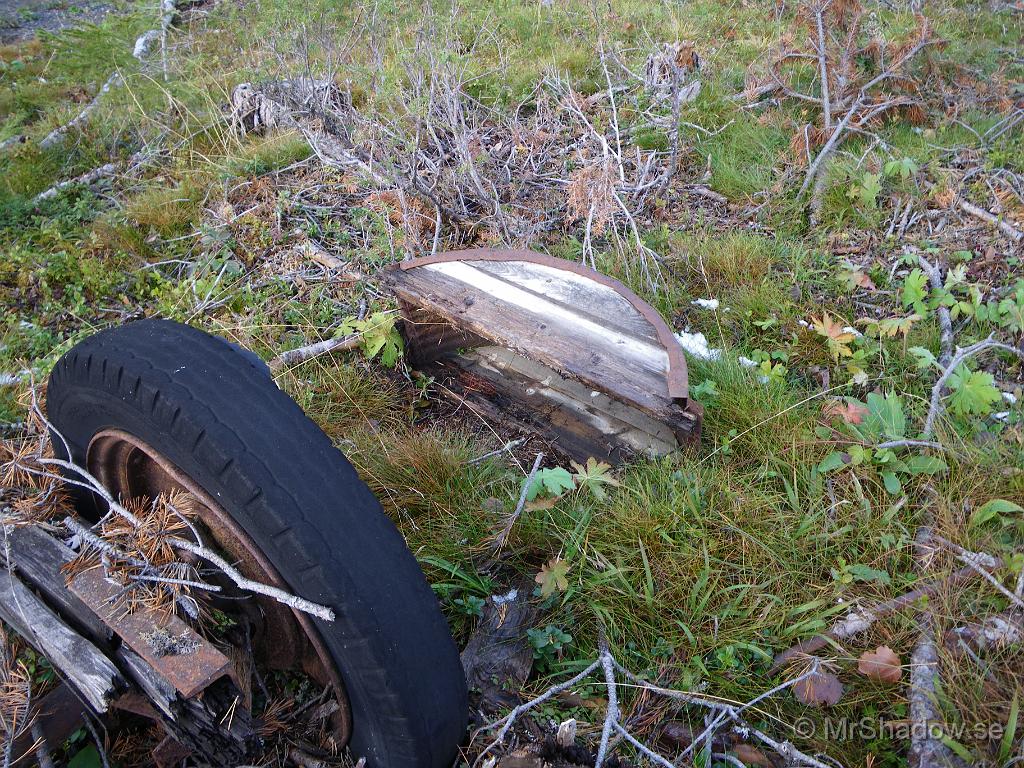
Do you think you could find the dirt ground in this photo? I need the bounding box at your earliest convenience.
[0,0,119,43]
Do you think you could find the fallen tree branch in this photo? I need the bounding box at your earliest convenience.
[922,336,1024,438]
[960,200,1024,243]
[169,539,334,622]
[267,334,361,372]
[918,254,953,367]
[0,135,25,153]
[472,643,832,768]
[930,535,1024,611]
[5,395,336,623]
[773,556,1004,668]
[908,521,963,768]
[471,643,831,768]
[33,162,123,203]
[39,73,122,150]
[491,452,543,551]
[945,610,1024,654]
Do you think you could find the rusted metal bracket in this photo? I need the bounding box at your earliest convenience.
[69,567,233,699]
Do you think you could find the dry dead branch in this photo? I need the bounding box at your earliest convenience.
[267,334,361,372]
[907,522,964,768]
[227,24,705,287]
[1,394,335,624]
[922,336,1024,438]
[472,641,833,768]
[754,0,939,212]
[773,555,1005,668]
[959,199,1024,243]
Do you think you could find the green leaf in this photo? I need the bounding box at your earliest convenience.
[881,471,902,495]
[905,455,948,475]
[865,392,906,440]
[908,346,938,371]
[817,452,848,473]
[947,366,1001,416]
[846,562,891,584]
[68,746,103,768]
[527,467,575,500]
[535,557,570,597]
[901,269,929,312]
[971,499,1024,528]
[999,693,1019,763]
[570,457,619,501]
[940,736,975,763]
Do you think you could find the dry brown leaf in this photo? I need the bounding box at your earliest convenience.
[793,670,844,706]
[813,312,857,361]
[823,399,869,425]
[857,646,902,683]
[850,270,876,290]
[732,744,776,767]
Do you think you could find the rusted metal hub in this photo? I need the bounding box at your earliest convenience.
[87,429,351,741]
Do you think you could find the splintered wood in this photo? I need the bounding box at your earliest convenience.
[389,249,702,463]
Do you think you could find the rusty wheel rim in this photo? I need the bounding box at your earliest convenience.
[87,429,352,743]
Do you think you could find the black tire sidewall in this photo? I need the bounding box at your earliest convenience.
[47,320,467,768]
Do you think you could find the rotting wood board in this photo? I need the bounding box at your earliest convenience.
[388,249,702,462]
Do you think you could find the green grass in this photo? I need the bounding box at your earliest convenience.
[1,0,1023,764]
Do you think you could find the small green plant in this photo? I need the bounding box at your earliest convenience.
[526,459,619,503]
[883,157,919,181]
[527,624,573,671]
[818,392,947,494]
[452,595,485,618]
[910,347,1003,420]
[338,311,404,367]
[831,557,891,586]
[848,171,883,209]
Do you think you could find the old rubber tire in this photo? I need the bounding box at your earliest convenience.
[46,319,467,768]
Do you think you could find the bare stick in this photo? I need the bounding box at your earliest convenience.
[0,135,25,152]
[31,721,54,768]
[34,162,123,203]
[268,334,360,372]
[908,522,963,767]
[814,2,832,134]
[40,73,122,150]
[931,535,1024,611]
[170,539,335,621]
[960,200,1024,243]
[773,558,1001,668]
[492,452,543,550]
[798,94,864,197]
[467,438,526,465]
[918,255,953,367]
[594,642,619,768]
[876,439,948,452]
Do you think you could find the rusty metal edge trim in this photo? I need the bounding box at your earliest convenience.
[397,248,688,401]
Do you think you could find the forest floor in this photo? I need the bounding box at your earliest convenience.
[0,0,1023,766]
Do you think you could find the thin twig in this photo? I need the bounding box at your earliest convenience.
[268,334,361,372]
[492,452,543,550]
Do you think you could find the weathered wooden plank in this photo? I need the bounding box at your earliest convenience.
[398,298,488,367]
[392,266,678,419]
[0,566,124,712]
[1,525,114,645]
[115,646,260,765]
[457,347,680,459]
[469,259,657,342]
